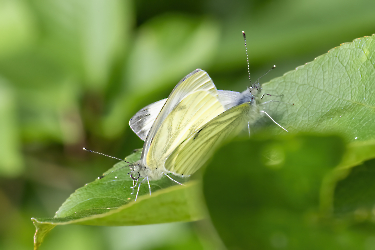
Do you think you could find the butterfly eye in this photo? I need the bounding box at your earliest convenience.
[130,172,140,180]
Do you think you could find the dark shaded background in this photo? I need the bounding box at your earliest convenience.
[0,0,374,249]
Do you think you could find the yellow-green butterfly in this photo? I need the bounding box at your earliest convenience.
[128,76,287,200]
[87,68,229,200]
[128,68,228,199]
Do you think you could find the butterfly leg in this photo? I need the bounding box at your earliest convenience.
[260,110,288,132]
[130,179,137,195]
[135,180,142,201]
[260,93,284,99]
[247,122,251,137]
[147,176,152,196]
[164,173,183,185]
[261,100,293,105]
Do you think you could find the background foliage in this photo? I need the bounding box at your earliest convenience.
[0,0,374,249]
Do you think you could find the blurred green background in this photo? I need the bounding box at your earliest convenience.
[0,0,374,249]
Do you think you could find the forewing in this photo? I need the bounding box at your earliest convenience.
[145,90,225,170]
[129,98,167,141]
[130,90,242,141]
[142,69,220,161]
[165,102,251,176]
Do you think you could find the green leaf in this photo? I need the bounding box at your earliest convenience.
[32,150,203,250]
[203,134,353,250]
[319,140,375,213]
[32,222,55,250]
[338,140,375,169]
[334,158,375,217]
[331,140,375,220]
[263,35,375,143]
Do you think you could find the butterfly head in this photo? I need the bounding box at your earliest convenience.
[128,161,142,181]
[129,160,164,181]
[238,82,262,106]
[248,82,261,98]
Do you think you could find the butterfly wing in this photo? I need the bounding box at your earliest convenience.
[129,90,242,141]
[164,102,251,176]
[129,98,167,140]
[145,90,225,170]
[141,69,224,167]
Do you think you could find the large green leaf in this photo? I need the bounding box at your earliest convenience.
[32,150,203,250]
[203,134,375,250]
[319,140,375,215]
[334,158,375,217]
[262,35,375,142]
[332,141,375,219]
[338,140,375,169]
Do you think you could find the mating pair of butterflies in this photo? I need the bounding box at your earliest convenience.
[127,68,277,185]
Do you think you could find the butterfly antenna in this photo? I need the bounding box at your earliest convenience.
[84,147,133,179]
[242,31,251,86]
[83,147,130,163]
[255,65,276,84]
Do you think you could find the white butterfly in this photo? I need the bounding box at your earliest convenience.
[127,68,287,200]
[128,69,227,199]
[130,81,287,142]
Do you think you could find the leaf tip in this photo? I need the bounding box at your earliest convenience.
[32,217,56,250]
